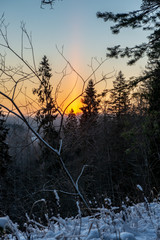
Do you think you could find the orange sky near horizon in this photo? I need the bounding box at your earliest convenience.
[64,14,89,114]
[0,0,148,118]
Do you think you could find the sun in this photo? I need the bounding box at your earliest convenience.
[66,99,82,115]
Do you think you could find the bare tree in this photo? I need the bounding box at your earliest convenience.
[0,16,113,215]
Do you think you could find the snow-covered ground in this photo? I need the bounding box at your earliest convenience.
[3,200,160,239]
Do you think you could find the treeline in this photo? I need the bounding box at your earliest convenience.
[0,56,160,226]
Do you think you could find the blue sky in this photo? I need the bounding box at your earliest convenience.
[0,0,148,112]
[1,0,144,72]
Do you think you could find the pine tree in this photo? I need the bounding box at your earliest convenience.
[97,2,160,193]
[80,79,100,126]
[97,1,160,65]
[63,109,78,151]
[0,108,10,175]
[0,108,12,215]
[77,80,101,198]
[33,56,59,189]
[33,55,58,147]
[63,109,79,178]
[64,109,77,136]
[107,73,137,200]
[109,71,130,117]
[141,62,160,187]
[145,62,160,113]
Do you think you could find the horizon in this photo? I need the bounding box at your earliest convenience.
[0,0,147,115]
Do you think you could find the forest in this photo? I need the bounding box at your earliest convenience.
[0,0,160,239]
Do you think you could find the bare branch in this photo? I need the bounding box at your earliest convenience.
[0,20,113,216]
[0,104,23,121]
[0,91,59,155]
[58,138,62,154]
[59,75,78,109]
[21,22,37,72]
[56,45,85,84]
[76,165,88,191]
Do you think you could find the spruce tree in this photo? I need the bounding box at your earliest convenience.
[97,0,160,65]
[0,107,12,215]
[63,109,78,152]
[63,109,79,176]
[108,73,137,200]
[64,109,78,137]
[142,62,160,187]
[33,56,59,191]
[97,1,160,194]
[78,80,101,198]
[0,108,10,176]
[109,71,130,117]
[80,79,100,126]
[33,55,58,147]
[145,62,160,113]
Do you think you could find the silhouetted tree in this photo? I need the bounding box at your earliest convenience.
[63,108,78,160]
[0,108,10,176]
[105,72,142,201]
[64,109,78,136]
[63,109,79,179]
[33,55,58,147]
[76,80,101,198]
[97,0,160,65]
[33,56,60,200]
[80,79,100,126]
[140,62,160,187]
[97,0,160,196]
[109,71,130,117]
[0,108,12,215]
[145,62,160,113]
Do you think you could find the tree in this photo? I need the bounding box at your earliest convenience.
[0,108,10,176]
[63,109,78,152]
[140,62,160,187]
[33,55,58,148]
[77,80,101,198]
[80,79,100,126]
[97,0,160,65]
[63,108,78,162]
[144,62,160,113]
[0,17,111,220]
[0,108,12,215]
[33,55,60,204]
[63,109,79,181]
[97,1,160,194]
[109,71,130,117]
[107,72,143,202]
[64,109,78,135]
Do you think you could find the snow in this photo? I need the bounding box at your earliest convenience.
[0,216,9,229]
[4,201,160,239]
[53,190,60,207]
[136,185,143,192]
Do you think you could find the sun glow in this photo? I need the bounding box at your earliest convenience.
[65,98,82,115]
[54,69,84,116]
[56,13,85,116]
[64,13,84,115]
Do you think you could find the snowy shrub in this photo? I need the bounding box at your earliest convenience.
[0,216,20,239]
[3,200,160,239]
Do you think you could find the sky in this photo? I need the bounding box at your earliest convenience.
[0,0,148,114]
